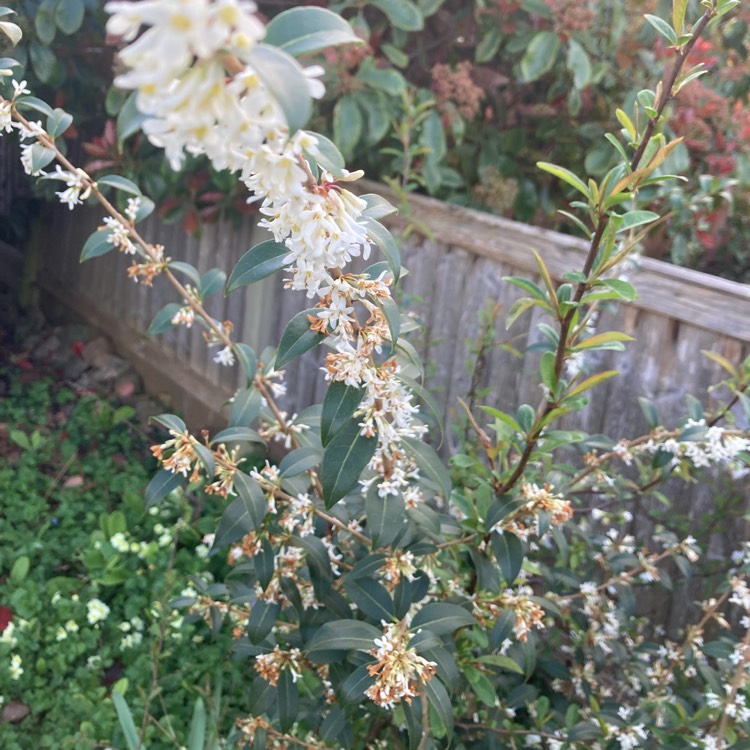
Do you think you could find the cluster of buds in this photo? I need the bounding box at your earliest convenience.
[151,427,245,498]
[473,586,546,641]
[365,620,437,708]
[493,482,573,541]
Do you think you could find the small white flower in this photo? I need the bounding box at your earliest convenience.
[213,345,235,366]
[87,598,110,625]
[9,654,23,680]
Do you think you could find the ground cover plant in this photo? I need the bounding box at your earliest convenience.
[0,360,246,748]
[0,1,749,749]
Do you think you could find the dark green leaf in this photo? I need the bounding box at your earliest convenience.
[15,95,54,118]
[333,95,363,157]
[151,413,186,434]
[147,303,182,336]
[277,668,298,732]
[80,229,115,262]
[168,261,201,286]
[199,268,226,300]
[425,677,453,736]
[401,437,451,498]
[247,600,280,644]
[361,193,398,221]
[340,664,376,703]
[111,692,139,750]
[344,577,395,622]
[233,343,258,385]
[186,697,206,750]
[226,240,290,292]
[321,382,365,447]
[276,308,326,369]
[321,418,378,508]
[366,485,405,548]
[491,531,524,585]
[230,387,261,428]
[211,427,264,445]
[145,469,183,509]
[306,620,382,662]
[46,108,73,139]
[279,446,321,478]
[55,0,84,34]
[97,174,141,196]
[411,603,474,635]
[35,0,56,44]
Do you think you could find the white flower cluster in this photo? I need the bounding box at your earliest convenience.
[106,0,428,495]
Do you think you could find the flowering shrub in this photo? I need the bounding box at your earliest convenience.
[1,1,749,749]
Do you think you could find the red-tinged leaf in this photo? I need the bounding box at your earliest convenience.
[183,209,200,235]
[0,605,12,632]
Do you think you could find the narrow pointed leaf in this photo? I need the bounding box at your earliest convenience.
[366,485,405,548]
[321,419,378,507]
[145,469,183,509]
[276,308,327,369]
[344,577,395,622]
[411,603,475,635]
[147,303,182,336]
[361,216,400,281]
[491,530,524,584]
[321,382,365,446]
[401,437,451,499]
[226,240,290,291]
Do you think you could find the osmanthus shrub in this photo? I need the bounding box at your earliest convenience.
[0,1,749,749]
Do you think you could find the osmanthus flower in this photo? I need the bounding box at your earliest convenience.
[255,645,306,686]
[492,482,573,541]
[472,587,545,642]
[365,620,437,709]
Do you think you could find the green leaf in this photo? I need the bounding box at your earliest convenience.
[246,44,311,133]
[306,620,382,662]
[15,95,54,119]
[226,240,290,292]
[193,443,215,478]
[673,0,688,35]
[304,131,346,177]
[425,677,453,736]
[575,331,634,350]
[516,404,535,434]
[198,268,226,301]
[147,303,182,336]
[277,668,298,732]
[638,396,660,429]
[340,664,376,703]
[214,475,266,547]
[247,600,280,644]
[465,666,496,707]
[476,654,524,674]
[145,469,183,509]
[536,161,590,198]
[381,43,409,67]
[539,351,557,394]
[520,31,561,82]
[97,174,141,196]
[401,437,451,498]
[168,261,201,286]
[276,308,326,369]
[566,370,619,398]
[357,62,407,96]
[644,13,677,46]
[10,555,29,584]
[361,193,398,221]
[613,209,660,232]
[369,0,424,31]
[361,216,401,281]
[211,427,264,445]
[396,374,443,444]
[344,577,395,622]
[411,603,474,635]
[264,7,361,56]
[233,343,258,385]
[187,697,206,750]
[566,38,592,90]
[333,95,363,157]
[29,40,58,83]
[46,108,73,139]
[116,92,147,145]
[321,382,365,446]
[320,419,378,507]
[366,485,405,548]
[55,0,84,35]
[476,25,502,62]
[151,413,187,434]
[28,144,56,174]
[491,531,524,584]
[230,387,261,427]
[279,446,321,478]
[375,295,400,349]
[35,0,56,44]
[111,692,139,750]
[355,92,391,145]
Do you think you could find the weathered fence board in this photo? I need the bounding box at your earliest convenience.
[36,182,749,629]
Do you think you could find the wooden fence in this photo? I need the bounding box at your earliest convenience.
[37,182,750,632]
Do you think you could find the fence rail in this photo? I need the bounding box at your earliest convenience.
[37,181,749,632]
